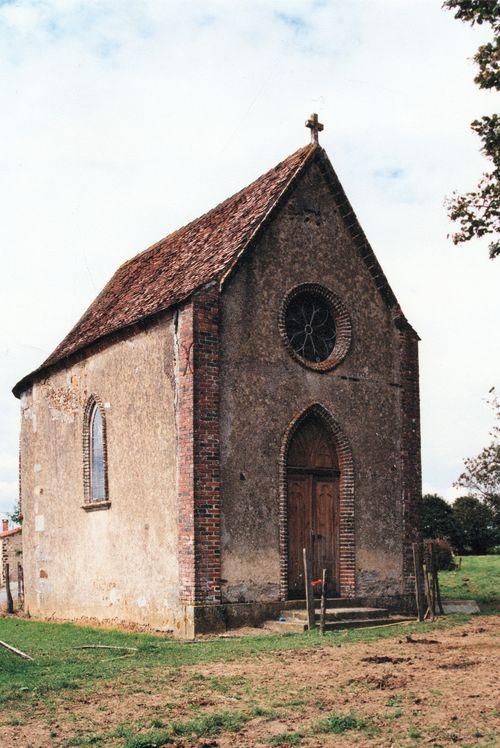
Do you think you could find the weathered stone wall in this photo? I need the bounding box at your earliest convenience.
[1,530,22,585]
[219,161,412,603]
[19,314,184,632]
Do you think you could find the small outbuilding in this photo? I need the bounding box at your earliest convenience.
[1,519,22,587]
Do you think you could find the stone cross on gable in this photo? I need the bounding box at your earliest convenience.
[305,113,324,144]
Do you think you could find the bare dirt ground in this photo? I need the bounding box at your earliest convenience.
[2,615,499,747]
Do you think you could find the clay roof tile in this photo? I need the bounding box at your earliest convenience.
[13,144,315,396]
[13,140,407,397]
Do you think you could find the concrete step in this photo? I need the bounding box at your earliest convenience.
[281,598,366,611]
[263,615,411,634]
[291,607,389,622]
[321,615,410,631]
[264,619,308,633]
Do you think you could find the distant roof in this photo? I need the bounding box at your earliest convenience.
[0,527,21,539]
[13,142,408,397]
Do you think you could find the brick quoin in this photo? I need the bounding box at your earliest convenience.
[177,285,221,605]
[398,319,422,596]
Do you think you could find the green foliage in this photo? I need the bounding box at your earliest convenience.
[314,713,367,734]
[452,496,497,553]
[7,500,22,526]
[455,390,500,524]
[419,494,457,541]
[443,1,499,258]
[439,554,500,606]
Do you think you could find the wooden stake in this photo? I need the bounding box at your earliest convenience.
[0,640,33,660]
[423,557,434,621]
[5,563,14,614]
[429,544,437,618]
[430,543,444,615]
[412,543,425,622]
[17,563,24,604]
[73,645,138,652]
[319,568,328,635]
[303,546,315,630]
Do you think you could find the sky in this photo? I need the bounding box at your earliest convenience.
[0,0,499,519]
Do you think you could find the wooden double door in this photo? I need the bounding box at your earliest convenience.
[287,415,340,598]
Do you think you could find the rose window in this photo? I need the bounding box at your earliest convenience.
[284,290,337,363]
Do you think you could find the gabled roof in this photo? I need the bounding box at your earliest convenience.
[13,142,410,397]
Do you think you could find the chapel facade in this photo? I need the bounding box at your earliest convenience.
[14,119,421,636]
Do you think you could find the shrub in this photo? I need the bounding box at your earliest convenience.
[424,538,456,571]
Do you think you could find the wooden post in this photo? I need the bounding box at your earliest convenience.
[5,563,14,614]
[429,543,438,617]
[423,551,434,621]
[319,568,328,635]
[0,640,33,660]
[412,542,425,622]
[303,546,315,630]
[17,563,24,605]
[430,543,444,615]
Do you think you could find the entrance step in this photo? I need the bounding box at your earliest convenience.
[291,607,390,622]
[263,608,411,634]
[281,598,369,611]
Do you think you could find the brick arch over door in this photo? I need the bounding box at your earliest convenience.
[279,403,355,600]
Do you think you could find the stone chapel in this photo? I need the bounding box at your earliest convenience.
[14,117,421,636]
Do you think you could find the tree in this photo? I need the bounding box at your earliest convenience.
[454,388,500,525]
[443,0,500,259]
[7,500,22,527]
[452,495,497,553]
[419,493,458,541]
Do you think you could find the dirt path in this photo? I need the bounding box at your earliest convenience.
[2,616,499,747]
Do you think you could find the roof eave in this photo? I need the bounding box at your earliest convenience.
[12,302,184,398]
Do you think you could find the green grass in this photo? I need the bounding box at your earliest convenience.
[123,730,170,748]
[61,710,249,747]
[171,710,248,737]
[269,732,303,745]
[314,713,368,734]
[408,726,422,740]
[0,614,472,707]
[439,554,500,607]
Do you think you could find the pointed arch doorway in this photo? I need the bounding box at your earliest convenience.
[286,413,340,598]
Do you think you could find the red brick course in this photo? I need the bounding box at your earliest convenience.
[177,285,221,604]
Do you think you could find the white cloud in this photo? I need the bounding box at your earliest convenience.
[0,0,498,514]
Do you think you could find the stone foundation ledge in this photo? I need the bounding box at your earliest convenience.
[191,594,416,636]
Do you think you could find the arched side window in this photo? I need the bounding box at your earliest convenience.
[83,396,109,507]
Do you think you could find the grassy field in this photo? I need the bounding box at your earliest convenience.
[439,554,500,608]
[1,613,498,747]
[0,615,467,705]
[0,557,498,746]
